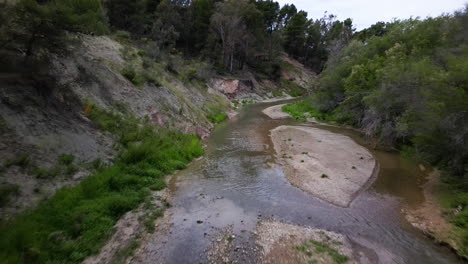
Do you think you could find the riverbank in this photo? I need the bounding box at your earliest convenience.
[403,171,465,258]
[278,101,467,258]
[270,125,377,207]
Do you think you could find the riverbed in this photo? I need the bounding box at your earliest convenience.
[132,101,462,264]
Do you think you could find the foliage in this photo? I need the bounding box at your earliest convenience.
[280,79,307,97]
[2,0,108,60]
[309,9,468,178]
[282,100,335,122]
[120,67,144,87]
[206,104,228,124]
[0,108,204,264]
[295,239,348,264]
[3,154,30,169]
[0,184,20,207]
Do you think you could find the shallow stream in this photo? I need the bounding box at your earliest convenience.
[137,101,462,264]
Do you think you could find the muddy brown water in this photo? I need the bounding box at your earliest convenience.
[136,101,463,264]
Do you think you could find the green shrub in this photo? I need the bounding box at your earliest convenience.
[33,167,61,179]
[59,154,75,166]
[115,30,131,40]
[120,67,144,87]
[282,99,331,122]
[183,67,198,81]
[4,154,30,169]
[137,50,147,57]
[207,113,228,124]
[143,72,161,87]
[0,184,19,207]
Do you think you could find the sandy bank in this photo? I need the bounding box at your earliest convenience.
[271,125,377,207]
[256,220,356,264]
[262,104,291,119]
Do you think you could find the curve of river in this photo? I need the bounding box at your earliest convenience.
[135,101,462,264]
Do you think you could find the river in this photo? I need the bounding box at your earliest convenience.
[134,101,462,264]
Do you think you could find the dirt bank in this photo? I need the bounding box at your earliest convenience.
[262,104,291,119]
[403,170,462,256]
[256,220,357,264]
[270,125,377,207]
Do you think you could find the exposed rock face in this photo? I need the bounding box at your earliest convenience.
[210,78,255,99]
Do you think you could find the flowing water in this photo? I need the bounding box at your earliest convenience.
[137,101,463,264]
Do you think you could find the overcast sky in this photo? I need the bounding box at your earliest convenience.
[276,0,467,30]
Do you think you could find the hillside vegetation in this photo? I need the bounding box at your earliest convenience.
[284,6,468,255]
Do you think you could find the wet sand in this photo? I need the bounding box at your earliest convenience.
[270,125,377,207]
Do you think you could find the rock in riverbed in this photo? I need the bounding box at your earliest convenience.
[256,220,357,264]
[270,125,377,207]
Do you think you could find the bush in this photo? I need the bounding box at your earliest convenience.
[4,154,30,169]
[59,154,75,166]
[282,99,333,122]
[120,67,144,87]
[206,104,228,124]
[183,67,197,81]
[0,184,19,207]
[115,30,131,40]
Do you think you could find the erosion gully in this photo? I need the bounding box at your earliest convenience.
[135,100,463,264]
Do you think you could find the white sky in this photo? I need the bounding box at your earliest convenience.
[276,0,467,30]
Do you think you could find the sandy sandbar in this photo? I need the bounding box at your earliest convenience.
[270,125,377,207]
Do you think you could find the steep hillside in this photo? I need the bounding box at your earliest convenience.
[0,34,314,218]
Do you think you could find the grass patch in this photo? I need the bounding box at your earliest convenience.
[3,154,30,169]
[282,99,336,122]
[0,107,204,264]
[295,239,348,264]
[206,104,228,124]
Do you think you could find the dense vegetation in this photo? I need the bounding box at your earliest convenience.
[0,106,204,263]
[284,6,468,254]
[0,0,354,75]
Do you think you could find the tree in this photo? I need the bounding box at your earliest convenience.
[209,0,262,72]
[284,11,308,58]
[150,0,182,50]
[2,0,107,62]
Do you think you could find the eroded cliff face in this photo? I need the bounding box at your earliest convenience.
[0,35,315,217]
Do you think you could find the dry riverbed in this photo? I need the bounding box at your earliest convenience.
[270,125,377,207]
